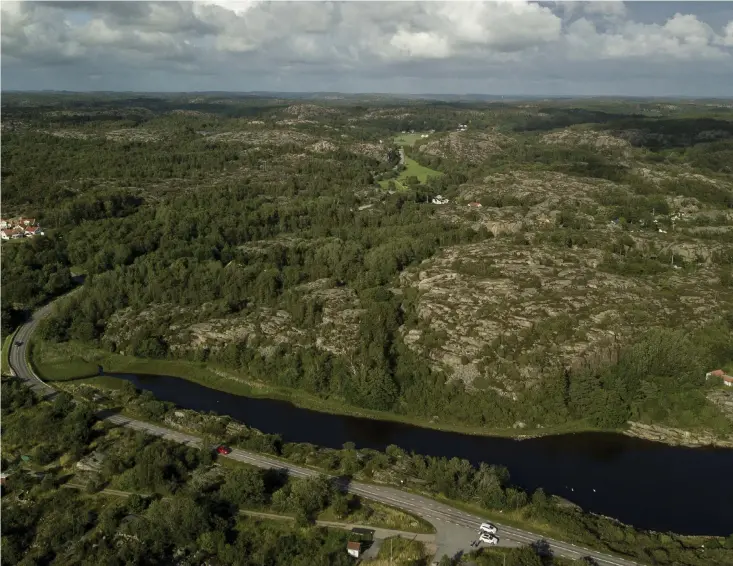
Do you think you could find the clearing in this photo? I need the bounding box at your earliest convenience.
[379,157,443,191]
[394,132,432,146]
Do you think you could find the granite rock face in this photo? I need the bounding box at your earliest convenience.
[624,421,733,448]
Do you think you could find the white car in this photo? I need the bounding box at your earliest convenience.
[479,522,497,534]
[479,533,499,545]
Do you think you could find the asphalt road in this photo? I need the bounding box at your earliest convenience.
[7,299,644,566]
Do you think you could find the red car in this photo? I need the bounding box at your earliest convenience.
[216,445,232,455]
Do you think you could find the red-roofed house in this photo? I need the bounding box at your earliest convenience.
[346,541,362,558]
[19,217,35,226]
[1,227,25,240]
[24,226,43,237]
[468,202,483,208]
[706,369,733,387]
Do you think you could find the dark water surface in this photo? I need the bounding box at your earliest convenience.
[111,372,733,536]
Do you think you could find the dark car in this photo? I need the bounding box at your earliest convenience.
[216,445,232,455]
[15,341,23,347]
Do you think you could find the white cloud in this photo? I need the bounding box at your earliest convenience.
[1,1,731,95]
[723,21,733,47]
[388,29,451,60]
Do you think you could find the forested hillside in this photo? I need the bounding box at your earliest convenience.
[3,93,733,440]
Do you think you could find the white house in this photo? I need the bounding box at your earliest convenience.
[24,226,44,237]
[432,195,449,205]
[347,541,362,558]
[1,228,24,240]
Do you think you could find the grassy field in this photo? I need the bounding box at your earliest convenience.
[378,157,442,191]
[2,328,18,375]
[373,537,428,566]
[30,339,100,380]
[31,339,618,441]
[318,500,434,534]
[394,132,431,146]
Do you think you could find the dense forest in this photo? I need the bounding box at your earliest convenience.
[3,94,733,438]
[0,378,372,565]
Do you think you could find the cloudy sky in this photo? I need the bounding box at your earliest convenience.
[2,1,733,96]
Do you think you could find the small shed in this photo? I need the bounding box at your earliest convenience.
[347,541,362,558]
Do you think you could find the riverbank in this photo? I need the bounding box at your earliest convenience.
[49,377,733,565]
[30,338,622,442]
[624,421,733,449]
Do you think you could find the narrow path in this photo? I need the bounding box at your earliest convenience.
[240,509,435,542]
[62,483,432,542]
[8,296,644,566]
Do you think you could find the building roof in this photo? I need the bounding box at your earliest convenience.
[724,375,733,383]
[709,369,725,377]
[347,541,362,550]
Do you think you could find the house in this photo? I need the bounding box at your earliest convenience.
[706,369,733,386]
[0,219,8,229]
[346,541,362,558]
[24,226,43,237]
[432,195,449,205]
[1,227,24,240]
[19,218,35,226]
[468,202,482,208]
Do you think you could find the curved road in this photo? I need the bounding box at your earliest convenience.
[8,299,643,566]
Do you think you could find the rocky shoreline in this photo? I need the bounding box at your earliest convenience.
[624,421,733,448]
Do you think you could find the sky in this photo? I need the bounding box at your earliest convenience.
[2,1,733,97]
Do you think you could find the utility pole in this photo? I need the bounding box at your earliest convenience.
[390,538,393,565]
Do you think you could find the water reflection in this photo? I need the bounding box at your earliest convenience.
[108,372,733,536]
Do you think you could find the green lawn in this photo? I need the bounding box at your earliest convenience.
[403,157,441,183]
[378,157,442,191]
[376,537,428,566]
[394,132,431,146]
[30,340,100,381]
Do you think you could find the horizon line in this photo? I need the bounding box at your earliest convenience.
[3,90,732,101]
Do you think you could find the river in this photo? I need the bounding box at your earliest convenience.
[110,372,733,536]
